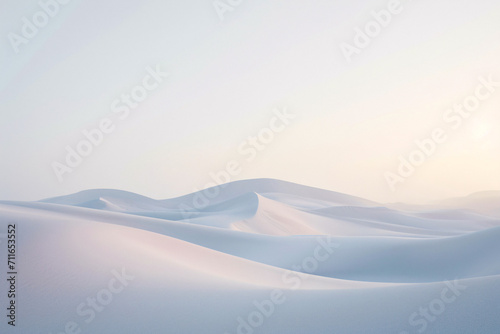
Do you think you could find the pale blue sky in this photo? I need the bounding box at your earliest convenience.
[1,0,499,203]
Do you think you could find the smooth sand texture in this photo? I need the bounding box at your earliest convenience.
[1,179,499,333]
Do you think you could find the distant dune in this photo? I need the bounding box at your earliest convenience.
[1,179,499,333]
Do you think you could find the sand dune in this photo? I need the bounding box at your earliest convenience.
[1,179,499,333]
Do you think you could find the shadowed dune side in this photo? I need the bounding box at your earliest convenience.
[1,179,498,333]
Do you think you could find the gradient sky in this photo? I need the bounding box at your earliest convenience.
[1,0,499,203]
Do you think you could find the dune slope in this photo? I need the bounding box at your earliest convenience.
[1,179,499,333]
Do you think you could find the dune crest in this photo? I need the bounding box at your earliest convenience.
[1,179,499,333]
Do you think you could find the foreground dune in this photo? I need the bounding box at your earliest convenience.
[1,179,499,333]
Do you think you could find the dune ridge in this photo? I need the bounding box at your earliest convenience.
[1,179,499,333]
